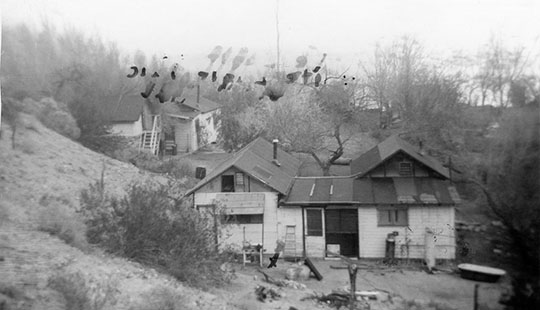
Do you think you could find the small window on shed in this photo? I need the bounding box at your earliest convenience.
[306,209,323,236]
[399,162,413,176]
[378,208,408,226]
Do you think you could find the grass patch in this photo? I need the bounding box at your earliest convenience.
[130,286,189,310]
[37,194,89,252]
[48,269,118,310]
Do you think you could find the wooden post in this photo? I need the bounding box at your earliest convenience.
[213,204,219,252]
[302,207,306,258]
[348,264,358,310]
[474,284,479,310]
[424,228,435,273]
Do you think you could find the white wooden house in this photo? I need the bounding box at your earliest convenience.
[185,138,301,254]
[103,94,161,154]
[185,136,460,260]
[162,89,221,153]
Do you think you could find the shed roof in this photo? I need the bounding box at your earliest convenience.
[185,137,302,196]
[102,94,145,122]
[163,90,221,119]
[350,135,450,179]
[283,176,458,206]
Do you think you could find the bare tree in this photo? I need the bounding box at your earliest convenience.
[475,35,535,107]
[263,82,368,175]
[466,102,540,308]
[363,37,465,150]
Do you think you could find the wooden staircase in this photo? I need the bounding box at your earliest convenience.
[139,114,161,155]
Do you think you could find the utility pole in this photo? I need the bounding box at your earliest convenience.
[275,0,280,75]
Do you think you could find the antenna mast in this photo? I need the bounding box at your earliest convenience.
[275,0,280,74]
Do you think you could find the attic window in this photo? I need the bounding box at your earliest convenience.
[235,172,244,185]
[399,162,413,176]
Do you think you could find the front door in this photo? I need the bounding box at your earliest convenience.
[325,209,359,257]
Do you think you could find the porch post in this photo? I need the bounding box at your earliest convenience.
[302,206,306,258]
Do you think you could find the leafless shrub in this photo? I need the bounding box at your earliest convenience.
[80,178,232,289]
[48,269,118,310]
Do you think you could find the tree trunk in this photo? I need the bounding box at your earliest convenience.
[321,164,331,176]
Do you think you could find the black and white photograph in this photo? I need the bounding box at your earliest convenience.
[0,0,539,309]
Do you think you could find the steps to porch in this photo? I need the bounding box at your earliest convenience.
[139,114,161,155]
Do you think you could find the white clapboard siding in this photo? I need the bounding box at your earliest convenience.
[174,121,192,153]
[358,206,455,259]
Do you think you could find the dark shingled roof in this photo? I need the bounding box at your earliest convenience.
[283,177,459,206]
[103,94,146,122]
[185,137,302,196]
[163,89,221,119]
[350,135,450,179]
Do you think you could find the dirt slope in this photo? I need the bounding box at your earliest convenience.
[0,114,238,310]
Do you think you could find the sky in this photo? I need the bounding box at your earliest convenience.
[1,0,540,73]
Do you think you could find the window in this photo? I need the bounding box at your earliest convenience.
[399,162,413,176]
[235,172,244,185]
[221,175,235,192]
[221,214,263,224]
[378,208,408,226]
[306,209,323,236]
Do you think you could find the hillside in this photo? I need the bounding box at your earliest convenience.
[0,114,239,310]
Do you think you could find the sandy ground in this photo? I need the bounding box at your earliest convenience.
[0,115,507,310]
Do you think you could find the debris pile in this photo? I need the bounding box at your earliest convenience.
[255,285,281,302]
[302,293,370,309]
[258,270,306,289]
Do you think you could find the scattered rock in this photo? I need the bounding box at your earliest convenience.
[286,265,311,281]
[255,285,281,302]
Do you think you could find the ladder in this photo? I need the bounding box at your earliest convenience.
[283,225,297,259]
[139,114,161,155]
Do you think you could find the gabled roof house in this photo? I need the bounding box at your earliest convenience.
[162,89,221,153]
[103,94,156,137]
[185,135,460,260]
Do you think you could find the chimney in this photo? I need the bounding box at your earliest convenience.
[272,139,281,166]
[419,140,426,156]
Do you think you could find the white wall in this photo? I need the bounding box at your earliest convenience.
[358,206,455,260]
[194,192,281,254]
[198,110,219,143]
[109,115,143,136]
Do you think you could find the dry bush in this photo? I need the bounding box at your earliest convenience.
[18,97,81,140]
[37,194,89,252]
[131,154,196,180]
[80,179,232,289]
[48,269,118,310]
[130,286,189,310]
